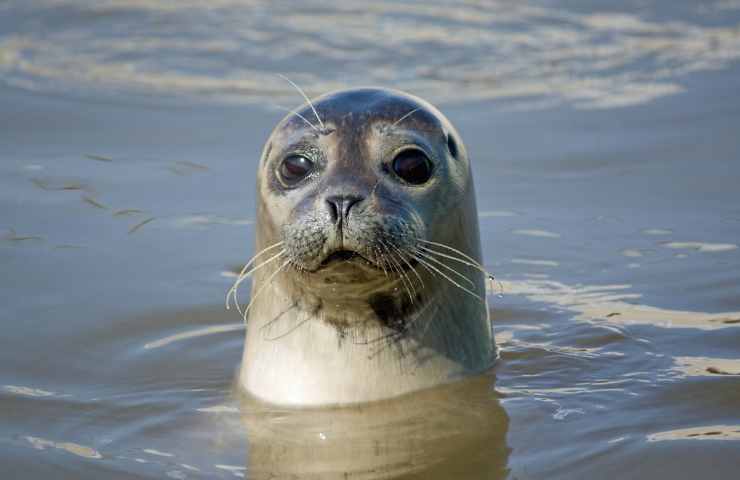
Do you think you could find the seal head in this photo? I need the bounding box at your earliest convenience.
[241,88,494,406]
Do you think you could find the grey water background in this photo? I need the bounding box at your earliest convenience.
[1,1,740,478]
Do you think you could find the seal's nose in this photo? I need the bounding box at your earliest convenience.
[326,194,363,225]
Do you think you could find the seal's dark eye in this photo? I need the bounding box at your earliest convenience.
[278,155,314,186]
[392,149,433,185]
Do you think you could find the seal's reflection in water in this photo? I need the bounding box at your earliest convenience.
[240,375,509,479]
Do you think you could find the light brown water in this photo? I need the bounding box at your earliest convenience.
[2,1,740,478]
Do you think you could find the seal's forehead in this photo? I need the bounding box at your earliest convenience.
[301,88,445,130]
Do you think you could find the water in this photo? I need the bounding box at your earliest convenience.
[1,1,740,478]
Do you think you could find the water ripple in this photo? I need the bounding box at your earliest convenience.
[1,1,739,109]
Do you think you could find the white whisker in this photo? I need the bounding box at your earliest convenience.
[418,239,487,271]
[380,240,415,303]
[225,242,284,310]
[390,254,415,303]
[226,242,283,310]
[412,247,474,287]
[417,244,490,276]
[373,246,389,277]
[232,249,286,316]
[274,105,320,133]
[410,254,484,303]
[391,108,420,128]
[241,259,292,324]
[277,74,326,131]
[388,242,425,291]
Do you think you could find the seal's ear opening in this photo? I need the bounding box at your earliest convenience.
[447,134,459,160]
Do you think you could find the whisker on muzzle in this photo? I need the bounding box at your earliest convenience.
[239,258,292,324]
[408,252,485,304]
[225,241,285,316]
[378,239,416,305]
[411,247,475,288]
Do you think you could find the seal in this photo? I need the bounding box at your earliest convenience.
[232,87,495,406]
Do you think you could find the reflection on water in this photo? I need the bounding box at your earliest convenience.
[648,425,740,442]
[25,436,102,460]
[501,279,740,330]
[241,377,509,479]
[2,0,740,478]
[672,356,740,377]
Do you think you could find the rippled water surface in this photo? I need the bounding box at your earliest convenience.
[2,1,740,478]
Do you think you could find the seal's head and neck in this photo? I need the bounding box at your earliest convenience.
[240,88,495,406]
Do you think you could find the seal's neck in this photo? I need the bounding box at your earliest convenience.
[239,270,494,407]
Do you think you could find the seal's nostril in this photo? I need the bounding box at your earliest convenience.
[342,196,362,218]
[326,198,340,223]
[326,195,363,224]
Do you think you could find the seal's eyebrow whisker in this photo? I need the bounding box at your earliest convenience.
[390,108,420,129]
[277,74,326,132]
[274,105,321,133]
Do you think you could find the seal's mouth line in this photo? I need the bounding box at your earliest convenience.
[316,248,419,273]
[322,249,359,263]
[319,249,372,268]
